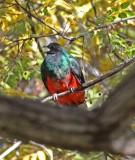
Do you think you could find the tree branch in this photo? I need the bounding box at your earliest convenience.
[14,0,135,43]
[72,15,135,41]
[14,0,59,34]
[1,63,135,155]
[41,55,135,103]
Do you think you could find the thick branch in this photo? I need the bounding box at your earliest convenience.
[1,63,135,155]
[42,55,135,103]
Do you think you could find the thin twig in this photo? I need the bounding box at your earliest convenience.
[13,1,135,43]
[26,3,45,58]
[0,141,22,159]
[5,34,58,47]
[41,55,135,103]
[14,0,72,42]
[14,0,59,34]
[90,0,98,19]
[81,36,85,80]
[0,3,16,9]
[72,15,135,41]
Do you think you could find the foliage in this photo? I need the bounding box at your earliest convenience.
[0,0,135,159]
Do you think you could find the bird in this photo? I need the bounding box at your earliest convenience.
[41,43,85,106]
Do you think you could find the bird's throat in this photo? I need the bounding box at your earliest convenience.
[45,53,70,79]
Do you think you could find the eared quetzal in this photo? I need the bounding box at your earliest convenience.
[41,43,85,105]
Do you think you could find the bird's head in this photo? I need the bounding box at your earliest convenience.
[46,43,63,53]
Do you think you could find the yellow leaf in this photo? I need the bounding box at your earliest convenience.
[1,20,8,30]
[30,153,37,160]
[37,151,46,160]
[23,155,30,160]
[75,2,91,18]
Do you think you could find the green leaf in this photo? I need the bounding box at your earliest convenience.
[125,10,135,16]
[89,32,94,37]
[21,57,32,70]
[15,22,26,36]
[96,17,103,24]
[111,6,119,12]
[43,7,49,15]
[118,12,127,18]
[107,10,113,15]
[6,75,17,88]
[97,31,104,37]
[132,50,135,55]
[107,16,116,22]
[121,2,130,9]
[111,30,118,35]
[23,71,31,80]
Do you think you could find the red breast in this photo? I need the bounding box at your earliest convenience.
[46,72,85,105]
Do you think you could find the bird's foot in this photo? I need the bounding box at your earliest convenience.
[52,93,58,100]
[69,87,75,93]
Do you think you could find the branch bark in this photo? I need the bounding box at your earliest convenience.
[1,62,135,155]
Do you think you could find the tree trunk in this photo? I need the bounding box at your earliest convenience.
[0,66,135,155]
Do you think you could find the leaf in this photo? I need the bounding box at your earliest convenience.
[111,30,118,35]
[23,155,30,160]
[107,10,113,15]
[23,71,31,80]
[30,153,37,160]
[107,15,116,22]
[15,22,26,36]
[118,12,127,18]
[132,49,135,55]
[125,10,135,16]
[6,74,17,88]
[111,6,119,12]
[89,32,94,37]
[43,7,49,15]
[121,1,130,9]
[37,151,46,160]
[95,17,103,24]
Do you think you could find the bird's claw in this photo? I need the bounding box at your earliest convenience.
[69,87,74,93]
[53,93,58,100]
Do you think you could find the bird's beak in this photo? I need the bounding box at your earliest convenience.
[43,45,50,52]
[43,45,48,48]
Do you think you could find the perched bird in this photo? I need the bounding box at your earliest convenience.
[41,43,85,106]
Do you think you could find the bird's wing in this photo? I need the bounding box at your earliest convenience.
[64,51,85,84]
[70,58,85,84]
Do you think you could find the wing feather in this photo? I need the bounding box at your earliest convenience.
[63,50,85,84]
[70,58,85,84]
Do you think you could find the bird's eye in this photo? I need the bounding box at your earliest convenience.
[52,45,55,49]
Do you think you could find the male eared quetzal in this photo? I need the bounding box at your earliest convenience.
[41,43,85,106]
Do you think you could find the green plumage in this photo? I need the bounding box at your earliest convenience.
[42,51,70,79]
[41,43,85,89]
